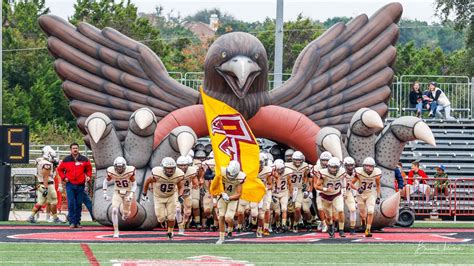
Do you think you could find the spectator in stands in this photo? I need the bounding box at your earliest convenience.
[422,87,436,118]
[409,81,424,117]
[433,165,450,202]
[57,143,93,228]
[429,81,455,120]
[394,162,405,192]
[406,161,431,205]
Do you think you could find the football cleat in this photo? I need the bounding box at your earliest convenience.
[339,230,346,238]
[27,216,37,224]
[113,230,119,238]
[167,232,174,240]
[365,229,372,237]
[177,229,185,236]
[227,232,233,238]
[263,229,270,236]
[52,217,65,224]
[321,223,328,233]
[256,229,262,238]
[328,224,335,238]
[350,228,356,235]
[216,238,224,245]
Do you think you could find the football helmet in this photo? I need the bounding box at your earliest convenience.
[226,161,240,179]
[162,157,177,177]
[113,156,127,174]
[42,146,58,164]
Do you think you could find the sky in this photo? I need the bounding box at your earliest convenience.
[45,0,443,24]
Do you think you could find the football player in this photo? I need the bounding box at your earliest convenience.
[350,157,382,237]
[256,153,274,237]
[28,146,62,224]
[103,156,137,238]
[284,149,294,163]
[191,150,207,229]
[315,157,346,238]
[216,161,246,244]
[312,151,332,232]
[142,157,185,239]
[176,156,198,235]
[272,159,293,232]
[237,154,268,233]
[201,153,219,231]
[343,156,357,235]
[285,151,311,233]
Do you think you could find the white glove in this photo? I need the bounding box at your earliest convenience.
[303,191,309,199]
[140,194,149,205]
[221,193,230,202]
[125,193,134,202]
[292,188,298,202]
[103,193,110,201]
[58,184,63,193]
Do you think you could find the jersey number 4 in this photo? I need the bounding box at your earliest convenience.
[115,179,129,188]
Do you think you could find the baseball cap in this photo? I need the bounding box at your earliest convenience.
[436,165,445,171]
[429,81,437,87]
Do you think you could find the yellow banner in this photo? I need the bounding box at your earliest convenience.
[201,88,265,202]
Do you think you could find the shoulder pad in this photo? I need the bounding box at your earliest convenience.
[174,168,185,179]
[187,166,197,176]
[373,167,382,177]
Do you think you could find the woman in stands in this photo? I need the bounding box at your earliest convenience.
[409,81,424,117]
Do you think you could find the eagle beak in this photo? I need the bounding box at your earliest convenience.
[216,55,261,99]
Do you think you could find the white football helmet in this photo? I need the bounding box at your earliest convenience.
[259,153,266,164]
[176,156,188,165]
[284,149,294,157]
[363,157,376,166]
[195,150,206,160]
[292,151,305,161]
[187,150,195,158]
[162,157,177,177]
[328,157,341,168]
[319,151,332,161]
[343,156,355,165]
[42,146,57,163]
[274,159,285,174]
[207,151,214,159]
[186,155,193,165]
[327,157,340,175]
[113,156,127,174]
[226,160,240,179]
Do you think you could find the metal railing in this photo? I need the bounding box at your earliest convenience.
[401,177,474,218]
[391,75,472,118]
[172,73,472,118]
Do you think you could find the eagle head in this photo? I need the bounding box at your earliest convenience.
[203,32,270,119]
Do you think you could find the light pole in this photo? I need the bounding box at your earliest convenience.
[273,0,284,88]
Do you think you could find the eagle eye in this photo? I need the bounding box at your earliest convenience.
[221,51,227,58]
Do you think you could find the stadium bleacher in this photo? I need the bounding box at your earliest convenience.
[391,118,474,219]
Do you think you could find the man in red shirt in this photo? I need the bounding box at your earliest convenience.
[406,161,431,205]
[57,143,93,228]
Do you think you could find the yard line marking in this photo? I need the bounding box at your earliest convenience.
[81,243,100,266]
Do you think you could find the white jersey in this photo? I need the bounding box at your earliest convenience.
[182,166,197,196]
[319,168,345,196]
[355,167,382,194]
[273,168,292,195]
[107,165,136,193]
[258,165,273,188]
[220,166,246,197]
[285,162,309,189]
[151,167,185,198]
[36,158,54,182]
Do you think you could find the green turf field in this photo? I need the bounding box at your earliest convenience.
[0,243,473,265]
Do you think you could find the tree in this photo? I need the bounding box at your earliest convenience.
[184,8,235,24]
[435,0,473,76]
[256,14,325,74]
